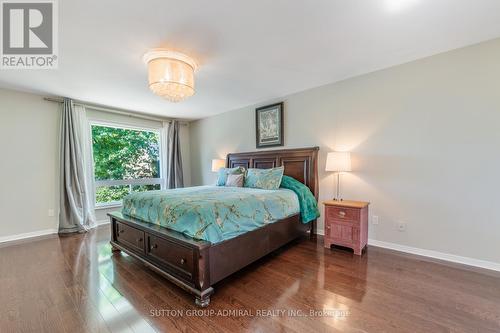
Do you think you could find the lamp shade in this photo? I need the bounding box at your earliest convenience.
[211,159,225,172]
[325,152,352,172]
[143,49,197,103]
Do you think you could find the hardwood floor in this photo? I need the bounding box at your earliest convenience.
[1,226,499,333]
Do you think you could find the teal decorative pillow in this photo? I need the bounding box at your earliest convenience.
[216,166,245,186]
[244,167,284,190]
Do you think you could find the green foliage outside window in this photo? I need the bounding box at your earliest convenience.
[95,186,130,203]
[92,125,160,204]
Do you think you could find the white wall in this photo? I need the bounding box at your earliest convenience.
[0,88,191,239]
[190,38,500,264]
[0,89,60,238]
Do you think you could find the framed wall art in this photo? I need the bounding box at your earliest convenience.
[255,102,284,148]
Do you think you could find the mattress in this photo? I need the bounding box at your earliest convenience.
[122,186,300,243]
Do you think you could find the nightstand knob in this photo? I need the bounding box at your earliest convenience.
[338,211,346,217]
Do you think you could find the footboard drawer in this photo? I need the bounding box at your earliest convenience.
[116,222,145,254]
[146,234,195,281]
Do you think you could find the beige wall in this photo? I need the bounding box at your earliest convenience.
[0,88,191,239]
[190,38,500,264]
[0,89,60,238]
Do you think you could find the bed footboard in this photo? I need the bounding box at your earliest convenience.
[109,212,214,306]
[108,211,308,307]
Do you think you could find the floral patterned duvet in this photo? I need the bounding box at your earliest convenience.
[122,186,300,243]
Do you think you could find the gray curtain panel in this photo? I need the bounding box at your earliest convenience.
[166,120,184,189]
[58,98,87,234]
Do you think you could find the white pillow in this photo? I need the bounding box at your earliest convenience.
[225,173,244,187]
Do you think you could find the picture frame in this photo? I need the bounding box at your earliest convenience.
[255,102,284,148]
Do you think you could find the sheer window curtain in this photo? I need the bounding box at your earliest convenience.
[160,121,169,189]
[74,103,97,227]
[59,98,96,233]
[160,120,184,189]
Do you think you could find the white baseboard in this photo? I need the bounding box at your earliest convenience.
[0,219,110,245]
[367,239,500,272]
[317,227,500,272]
[0,229,57,244]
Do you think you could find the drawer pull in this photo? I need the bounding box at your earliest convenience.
[119,229,125,234]
[338,211,346,217]
[180,258,186,265]
[136,238,143,243]
[150,244,158,251]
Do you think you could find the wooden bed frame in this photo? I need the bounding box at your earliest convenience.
[109,147,319,307]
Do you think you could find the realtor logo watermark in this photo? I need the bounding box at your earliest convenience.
[1,0,58,69]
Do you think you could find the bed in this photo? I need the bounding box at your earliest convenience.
[108,147,319,306]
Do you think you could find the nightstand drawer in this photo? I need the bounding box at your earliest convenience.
[326,206,360,222]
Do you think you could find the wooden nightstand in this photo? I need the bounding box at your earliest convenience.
[323,200,369,255]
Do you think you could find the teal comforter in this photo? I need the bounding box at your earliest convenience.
[279,175,320,223]
[122,178,320,244]
[122,186,300,243]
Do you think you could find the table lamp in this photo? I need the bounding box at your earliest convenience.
[211,159,225,172]
[325,151,352,201]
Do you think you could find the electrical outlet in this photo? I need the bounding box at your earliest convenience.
[397,222,406,232]
[48,209,55,217]
[372,215,379,225]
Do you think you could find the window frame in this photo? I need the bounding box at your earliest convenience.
[89,120,164,208]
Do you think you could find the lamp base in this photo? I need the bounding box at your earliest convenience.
[333,173,344,202]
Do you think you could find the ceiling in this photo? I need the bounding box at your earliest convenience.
[2,0,500,119]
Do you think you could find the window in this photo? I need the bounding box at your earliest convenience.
[91,123,162,207]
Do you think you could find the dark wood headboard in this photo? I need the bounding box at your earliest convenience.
[226,147,319,200]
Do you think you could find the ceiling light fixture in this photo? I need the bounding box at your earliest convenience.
[143,49,197,103]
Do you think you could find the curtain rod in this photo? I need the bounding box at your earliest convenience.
[43,97,189,125]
